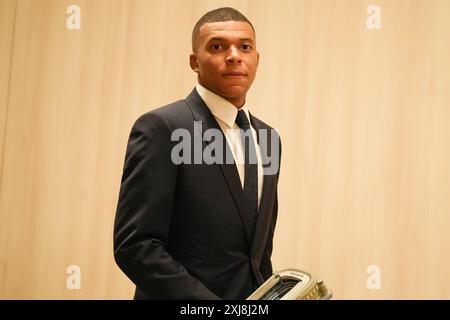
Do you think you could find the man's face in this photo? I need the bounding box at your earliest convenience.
[190,21,259,108]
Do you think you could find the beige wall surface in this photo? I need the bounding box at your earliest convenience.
[0,0,449,299]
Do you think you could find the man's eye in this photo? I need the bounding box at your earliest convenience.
[211,44,222,50]
[242,44,252,50]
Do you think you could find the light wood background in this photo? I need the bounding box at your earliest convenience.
[0,0,449,299]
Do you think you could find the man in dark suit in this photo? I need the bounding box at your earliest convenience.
[114,7,281,299]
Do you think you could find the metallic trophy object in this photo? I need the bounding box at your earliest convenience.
[247,269,333,300]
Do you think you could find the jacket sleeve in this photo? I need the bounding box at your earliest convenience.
[113,112,220,299]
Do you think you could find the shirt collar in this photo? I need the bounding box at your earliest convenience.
[196,82,250,128]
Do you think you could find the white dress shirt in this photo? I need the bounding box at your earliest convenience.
[196,83,264,208]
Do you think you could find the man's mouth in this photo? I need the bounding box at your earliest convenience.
[223,72,247,77]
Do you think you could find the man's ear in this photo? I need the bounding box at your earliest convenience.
[190,53,199,73]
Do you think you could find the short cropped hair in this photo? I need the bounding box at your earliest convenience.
[192,7,255,52]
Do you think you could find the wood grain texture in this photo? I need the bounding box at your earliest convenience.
[0,0,17,297]
[0,0,17,196]
[0,0,449,299]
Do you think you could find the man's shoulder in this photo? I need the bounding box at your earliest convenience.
[133,97,193,131]
[139,98,189,121]
[251,114,282,154]
[251,114,279,134]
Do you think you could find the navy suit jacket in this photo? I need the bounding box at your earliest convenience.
[114,88,281,299]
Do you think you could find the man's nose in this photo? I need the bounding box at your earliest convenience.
[226,46,242,63]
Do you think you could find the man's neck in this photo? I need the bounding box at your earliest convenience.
[197,81,246,108]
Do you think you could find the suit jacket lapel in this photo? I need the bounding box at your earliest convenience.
[185,88,254,245]
[249,114,277,262]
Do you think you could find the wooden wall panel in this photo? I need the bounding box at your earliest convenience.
[0,0,449,299]
[0,0,17,297]
[0,0,16,193]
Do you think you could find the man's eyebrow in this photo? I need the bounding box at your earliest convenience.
[207,37,254,43]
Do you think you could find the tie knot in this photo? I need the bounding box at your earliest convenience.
[235,109,251,130]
